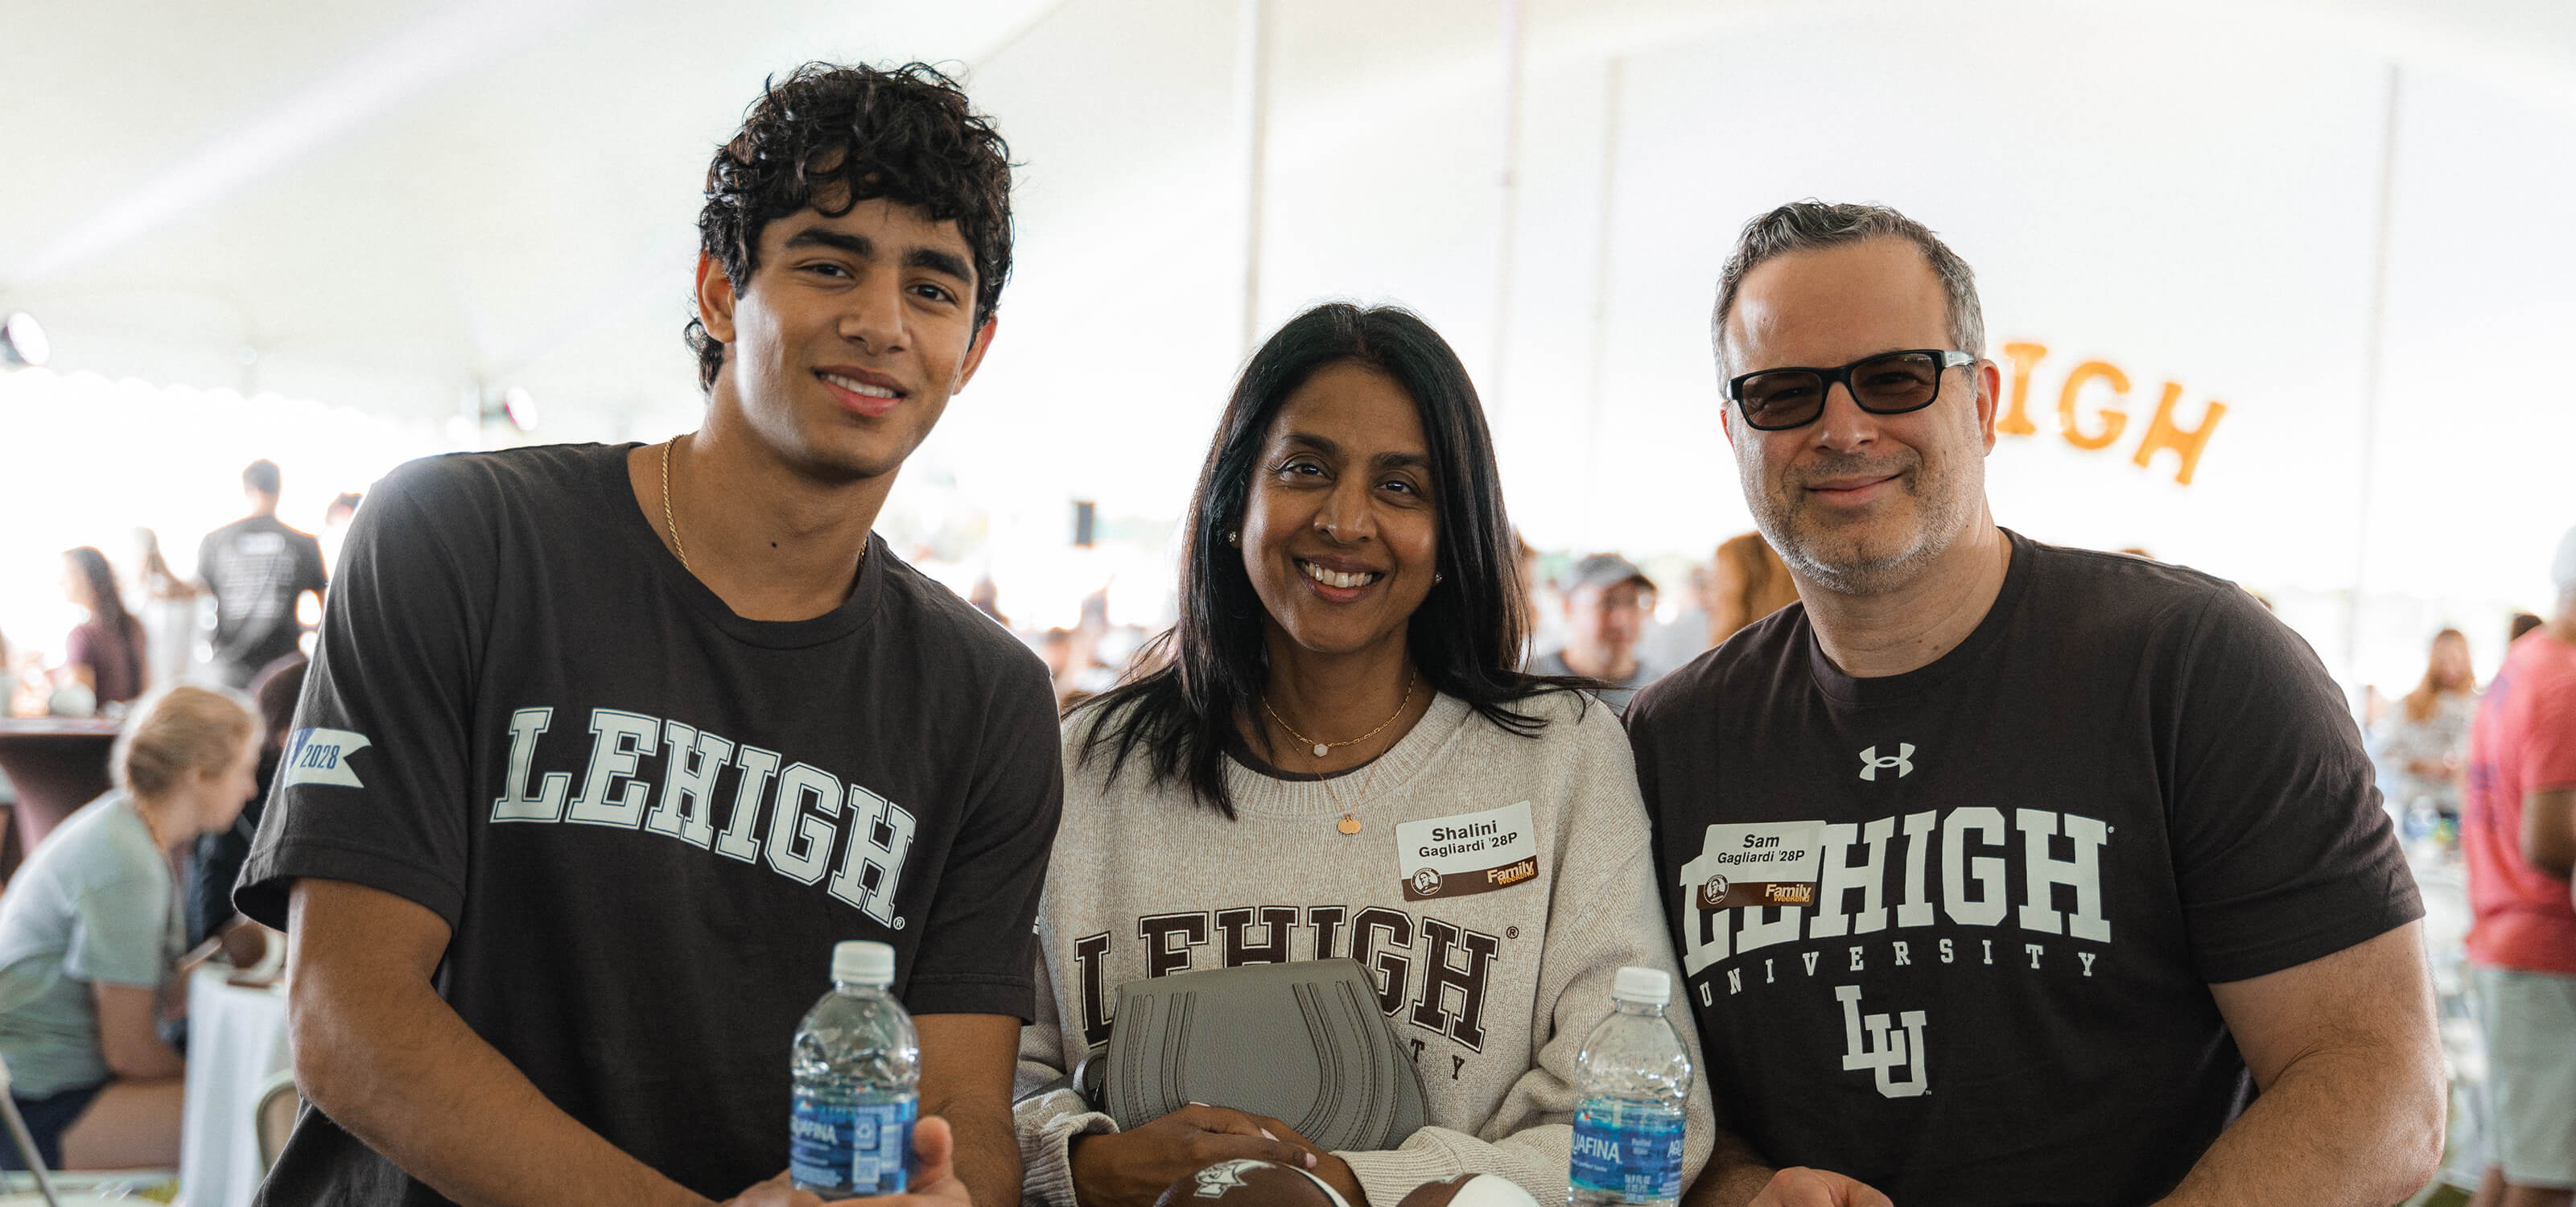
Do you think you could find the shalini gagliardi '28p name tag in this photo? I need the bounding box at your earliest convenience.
[1693,820,1826,910]
[1396,801,1539,901]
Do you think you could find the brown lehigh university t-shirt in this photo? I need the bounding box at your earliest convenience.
[1626,530,2419,1207]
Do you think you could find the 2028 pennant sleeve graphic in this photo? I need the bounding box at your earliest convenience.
[280,727,373,789]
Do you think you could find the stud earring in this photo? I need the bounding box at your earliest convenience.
[1226,531,1239,546]
[1434,573,1444,583]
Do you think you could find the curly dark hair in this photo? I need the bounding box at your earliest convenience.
[686,62,1014,391]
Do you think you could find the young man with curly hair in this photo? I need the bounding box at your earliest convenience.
[236,64,1061,1207]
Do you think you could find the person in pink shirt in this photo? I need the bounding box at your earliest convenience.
[2461,525,2576,1207]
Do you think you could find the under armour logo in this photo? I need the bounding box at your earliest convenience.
[1836,984,1930,1098]
[1857,744,1915,781]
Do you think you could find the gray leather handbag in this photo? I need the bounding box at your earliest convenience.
[1078,958,1428,1152]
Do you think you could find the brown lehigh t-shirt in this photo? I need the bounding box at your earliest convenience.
[236,443,1064,1205]
[1626,531,2419,1207]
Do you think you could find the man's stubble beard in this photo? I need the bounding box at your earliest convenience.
[732,388,925,488]
[1739,442,1972,599]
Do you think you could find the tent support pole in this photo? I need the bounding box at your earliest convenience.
[1487,0,1527,433]
[2345,61,2401,683]
[1580,57,1626,549]
[1235,0,1270,355]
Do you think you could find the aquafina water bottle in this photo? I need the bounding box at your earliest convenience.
[1567,966,1692,1207]
[790,940,919,1195]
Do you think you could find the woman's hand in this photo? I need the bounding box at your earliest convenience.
[1070,1104,1320,1207]
[1243,1117,1364,1207]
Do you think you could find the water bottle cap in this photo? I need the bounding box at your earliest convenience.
[832,940,896,986]
[1612,966,1671,1004]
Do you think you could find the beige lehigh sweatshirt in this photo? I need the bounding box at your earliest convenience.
[1013,689,1716,1207]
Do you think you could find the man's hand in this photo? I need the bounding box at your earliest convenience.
[727,1117,970,1207]
[1069,1104,1319,1207]
[1747,1168,1891,1207]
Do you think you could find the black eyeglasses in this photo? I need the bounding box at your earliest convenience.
[1725,349,1976,431]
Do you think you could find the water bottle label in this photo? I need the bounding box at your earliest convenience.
[789,1097,916,1193]
[1568,1102,1684,1203]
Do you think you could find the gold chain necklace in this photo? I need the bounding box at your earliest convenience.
[659,434,866,584]
[659,435,690,573]
[1263,670,1415,836]
[1264,670,1415,760]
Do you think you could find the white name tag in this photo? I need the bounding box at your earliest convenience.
[1395,801,1539,901]
[1692,820,1827,908]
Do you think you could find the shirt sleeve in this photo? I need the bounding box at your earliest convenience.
[1335,705,1716,1207]
[1624,681,1673,822]
[233,459,486,930]
[1015,943,1115,1207]
[900,649,1064,1019]
[299,531,330,594]
[2165,586,2422,984]
[64,625,93,674]
[2516,672,2576,791]
[64,875,175,989]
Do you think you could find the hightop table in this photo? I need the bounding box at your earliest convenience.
[0,718,121,878]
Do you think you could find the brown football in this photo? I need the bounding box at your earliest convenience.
[1153,1159,1350,1207]
[1394,1173,1539,1207]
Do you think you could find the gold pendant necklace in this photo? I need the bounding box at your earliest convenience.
[1263,671,1415,760]
[1264,671,1415,836]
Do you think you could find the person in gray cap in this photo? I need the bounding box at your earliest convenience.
[2458,524,2576,1207]
[1529,553,1667,714]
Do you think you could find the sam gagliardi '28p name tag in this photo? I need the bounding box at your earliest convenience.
[1693,820,1827,909]
[1396,801,1539,901]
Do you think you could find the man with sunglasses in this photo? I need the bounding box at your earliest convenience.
[1628,202,2442,1206]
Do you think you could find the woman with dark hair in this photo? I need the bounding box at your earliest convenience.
[59,546,145,710]
[1014,303,1713,1207]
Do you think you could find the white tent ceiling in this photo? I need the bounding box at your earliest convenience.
[5,0,2574,680]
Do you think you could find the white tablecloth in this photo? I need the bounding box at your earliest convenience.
[178,966,290,1207]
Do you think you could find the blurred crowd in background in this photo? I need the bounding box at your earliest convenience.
[14,450,2529,805]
